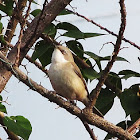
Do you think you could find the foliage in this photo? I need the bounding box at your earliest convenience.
[0,95,32,139]
[3,116,32,140]
[0,0,139,140]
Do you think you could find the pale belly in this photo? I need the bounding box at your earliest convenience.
[48,63,88,102]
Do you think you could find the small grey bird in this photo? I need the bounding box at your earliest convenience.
[48,45,103,117]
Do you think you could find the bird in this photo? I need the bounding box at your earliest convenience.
[48,45,103,117]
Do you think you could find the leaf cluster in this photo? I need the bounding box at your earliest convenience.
[0,1,139,140]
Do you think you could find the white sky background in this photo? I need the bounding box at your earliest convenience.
[1,0,140,139]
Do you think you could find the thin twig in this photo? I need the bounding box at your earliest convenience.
[127,118,140,134]
[25,55,48,74]
[82,120,97,140]
[0,97,11,105]
[90,0,126,108]
[2,0,28,54]
[66,9,140,50]
[117,118,140,140]
[0,0,73,93]
[15,0,32,66]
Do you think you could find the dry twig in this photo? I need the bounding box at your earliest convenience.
[67,8,140,50]
[15,0,33,65]
[90,0,126,108]
[82,121,97,140]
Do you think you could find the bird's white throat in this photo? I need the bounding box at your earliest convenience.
[51,48,68,63]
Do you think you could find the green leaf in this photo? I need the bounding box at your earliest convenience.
[66,40,84,58]
[119,70,140,80]
[120,84,140,116]
[0,95,7,113]
[30,9,41,17]
[117,120,133,130]
[56,22,80,31]
[43,23,56,38]
[83,33,104,38]
[107,72,122,90]
[130,112,140,122]
[3,116,32,140]
[84,51,102,70]
[0,0,14,16]
[31,0,40,5]
[32,40,49,61]
[0,22,3,33]
[32,40,54,67]
[63,31,104,39]
[95,88,116,115]
[0,35,6,44]
[0,103,7,113]
[56,22,104,39]
[63,30,84,39]
[85,51,100,61]
[84,52,129,71]
[104,133,114,140]
[38,47,54,67]
[58,9,72,16]
[56,22,84,39]
[82,68,100,81]
[101,56,129,63]
[0,95,2,101]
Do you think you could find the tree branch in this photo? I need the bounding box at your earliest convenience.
[90,0,126,108]
[26,33,122,95]
[15,0,33,65]
[66,8,140,50]
[128,118,140,135]
[0,51,137,140]
[2,0,27,54]
[25,55,48,74]
[82,120,97,140]
[0,0,72,93]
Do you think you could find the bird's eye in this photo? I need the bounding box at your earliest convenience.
[61,50,67,55]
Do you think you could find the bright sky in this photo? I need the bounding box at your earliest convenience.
[1,0,140,139]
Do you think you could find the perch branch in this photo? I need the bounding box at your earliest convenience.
[0,51,137,140]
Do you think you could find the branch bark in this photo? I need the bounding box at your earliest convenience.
[0,0,72,93]
[2,0,28,53]
[0,51,137,140]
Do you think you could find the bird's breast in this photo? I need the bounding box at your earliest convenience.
[48,62,88,102]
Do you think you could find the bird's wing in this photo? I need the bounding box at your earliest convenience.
[71,62,89,96]
[71,62,103,117]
